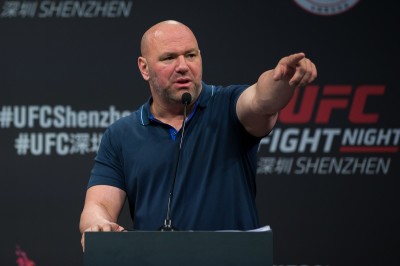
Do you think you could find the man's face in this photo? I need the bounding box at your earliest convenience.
[139,25,202,104]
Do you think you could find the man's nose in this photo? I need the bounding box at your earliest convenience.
[175,55,189,72]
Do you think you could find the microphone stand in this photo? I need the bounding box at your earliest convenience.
[160,93,192,231]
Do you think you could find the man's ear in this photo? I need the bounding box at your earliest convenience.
[138,57,150,80]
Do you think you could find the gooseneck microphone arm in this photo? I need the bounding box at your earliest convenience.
[160,92,192,231]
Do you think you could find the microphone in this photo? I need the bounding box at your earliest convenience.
[160,92,192,231]
[181,92,192,105]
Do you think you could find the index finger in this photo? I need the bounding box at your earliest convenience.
[285,52,306,67]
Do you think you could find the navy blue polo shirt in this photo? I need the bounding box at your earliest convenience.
[88,82,262,231]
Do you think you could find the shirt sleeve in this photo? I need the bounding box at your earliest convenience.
[87,126,126,191]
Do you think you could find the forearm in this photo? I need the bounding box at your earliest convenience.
[237,53,316,137]
[252,52,317,116]
[253,69,295,115]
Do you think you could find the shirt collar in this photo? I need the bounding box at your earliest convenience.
[138,81,215,126]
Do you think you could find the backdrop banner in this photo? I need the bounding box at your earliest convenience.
[1,1,398,265]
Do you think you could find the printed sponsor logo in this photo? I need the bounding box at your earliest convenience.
[293,0,360,16]
[15,246,36,266]
[257,85,399,175]
[0,0,133,18]
[0,105,131,155]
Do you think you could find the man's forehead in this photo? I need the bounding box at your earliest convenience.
[141,21,198,56]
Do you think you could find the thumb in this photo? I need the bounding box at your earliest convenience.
[272,64,285,81]
[117,225,125,232]
[111,223,125,232]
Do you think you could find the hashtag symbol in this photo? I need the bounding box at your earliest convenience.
[0,106,13,128]
[15,133,30,155]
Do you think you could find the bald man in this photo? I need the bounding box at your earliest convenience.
[79,20,317,250]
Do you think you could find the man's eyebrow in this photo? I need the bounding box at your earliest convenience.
[160,49,198,57]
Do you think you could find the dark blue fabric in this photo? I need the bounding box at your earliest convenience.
[88,82,262,231]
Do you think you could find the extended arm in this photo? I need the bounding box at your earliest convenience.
[237,52,317,137]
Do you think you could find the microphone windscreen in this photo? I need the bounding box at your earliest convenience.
[181,92,192,105]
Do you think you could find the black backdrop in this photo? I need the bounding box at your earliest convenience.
[1,1,399,265]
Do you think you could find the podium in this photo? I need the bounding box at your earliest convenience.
[84,230,273,266]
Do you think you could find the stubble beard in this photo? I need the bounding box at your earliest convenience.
[150,75,200,105]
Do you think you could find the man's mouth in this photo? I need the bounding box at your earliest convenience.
[175,78,191,84]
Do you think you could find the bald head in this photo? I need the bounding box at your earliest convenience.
[140,20,198,57]
[137,19,203,107]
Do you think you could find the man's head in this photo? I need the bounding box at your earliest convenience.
[138,20,202,106]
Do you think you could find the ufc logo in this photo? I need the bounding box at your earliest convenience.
[279,85,385,124]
